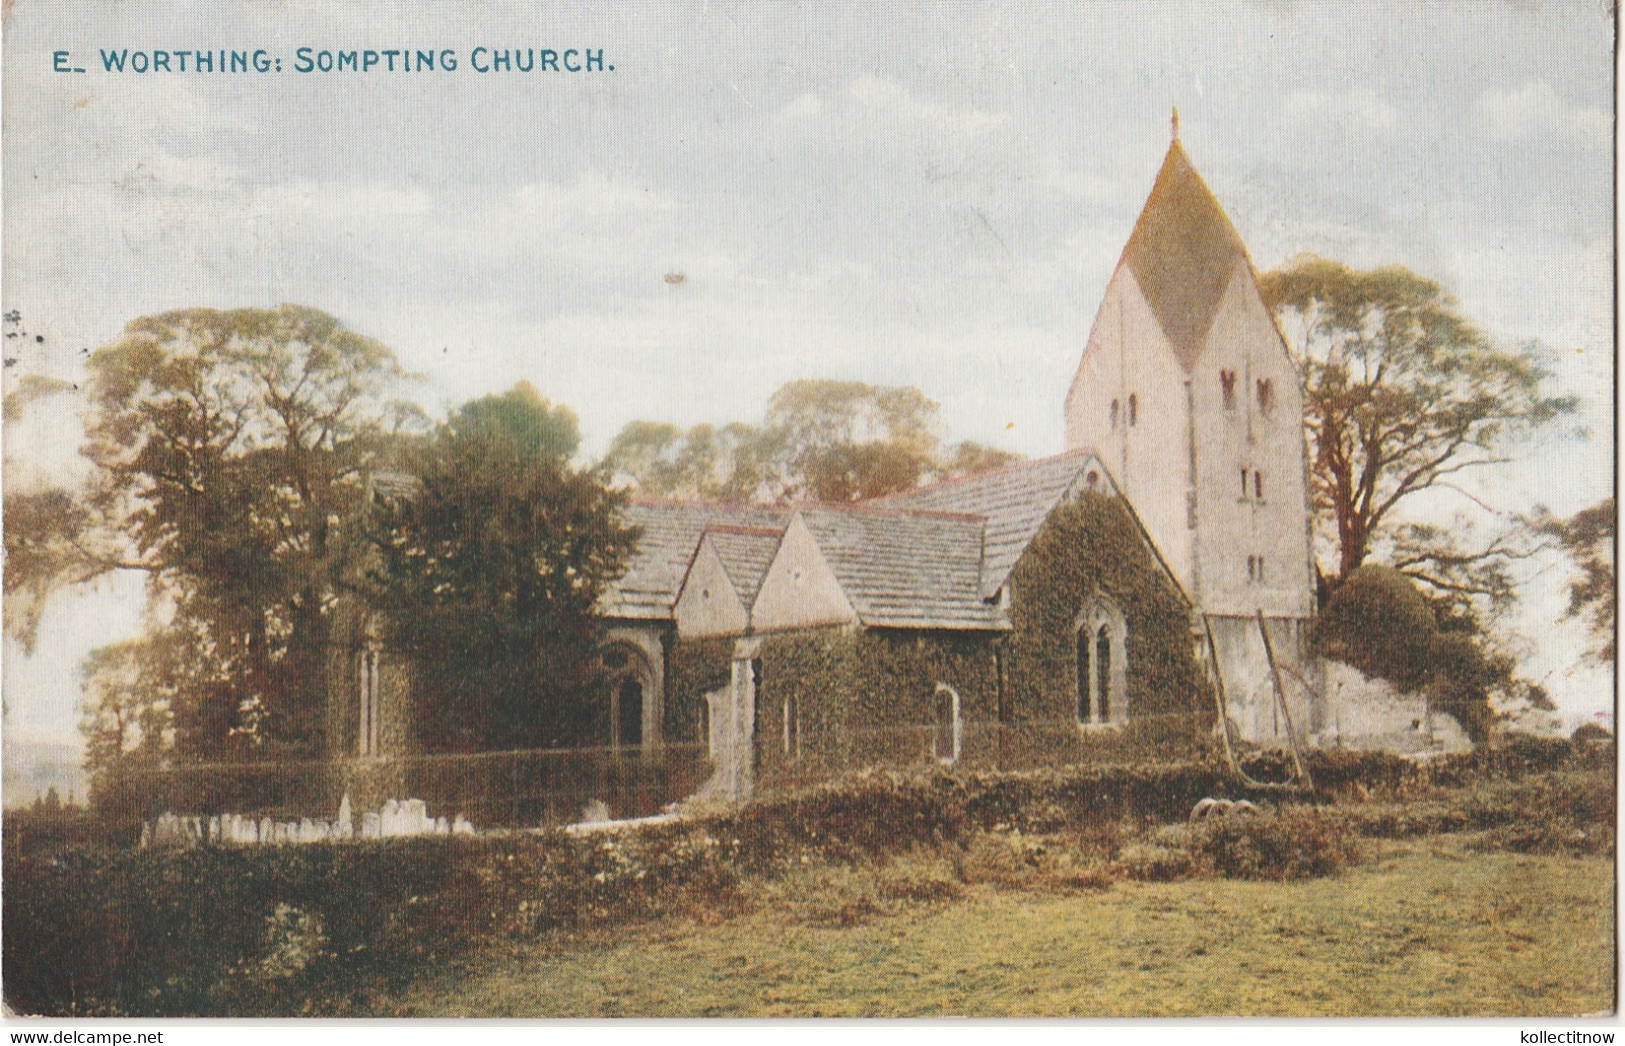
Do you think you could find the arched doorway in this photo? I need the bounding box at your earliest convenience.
[600,644,653,750]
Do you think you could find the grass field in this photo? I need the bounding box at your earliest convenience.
[370,835,1615,1018]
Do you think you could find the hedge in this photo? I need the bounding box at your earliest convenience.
[0,757,1237,1016]
[6,734,1608,1016]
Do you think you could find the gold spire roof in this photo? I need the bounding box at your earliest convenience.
[1120,138,1251,371]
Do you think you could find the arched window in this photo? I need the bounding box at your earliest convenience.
[933,683,962,764]
[1074,597,1128,726]
[1256,378,1274,415]
[783,691,800,757]
[1109,399,1120,430]
[1220,369,1237,408]
[1128,394,1138,426]
[1094,626,1112,722]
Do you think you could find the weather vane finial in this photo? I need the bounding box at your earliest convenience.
[1171,106,1180,143]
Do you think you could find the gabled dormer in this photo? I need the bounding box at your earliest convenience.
[673,526,784,638]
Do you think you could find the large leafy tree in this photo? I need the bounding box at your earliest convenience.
[605,378,1018,503]
[368,383,641,752]
[7,305,412,758]
[1538,497,1616,664]
[1261,256,1574,602]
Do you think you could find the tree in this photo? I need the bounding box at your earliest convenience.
[6,305,413,757]
[605,379,1020,503]
[600,419,769,501]
[1314,564,1512,741]
[1539,497,1616,663]
[1261,256,1575,596]
[368,383,640,751]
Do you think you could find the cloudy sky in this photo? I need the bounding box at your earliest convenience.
[2,0,1614,797]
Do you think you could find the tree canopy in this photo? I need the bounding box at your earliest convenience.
[366,382,641,751]
[9,306,417,759]
[605,378,1019,503]
[1261,255,1574,608]
[1538,497,1616,664]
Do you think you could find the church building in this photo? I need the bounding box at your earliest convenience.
[581,118,1321,796]
[335,119,1339,800]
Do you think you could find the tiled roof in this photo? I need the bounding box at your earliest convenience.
[796,505,1003,630]
[1121,139,1251,372]
[600,501,788,620]
[873,449,1110,597]
[704,526,783,610]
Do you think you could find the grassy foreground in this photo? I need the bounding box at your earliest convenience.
[372,836,1614,1018]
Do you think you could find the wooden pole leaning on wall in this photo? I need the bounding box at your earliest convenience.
[1200,612,1300,791]
[1257,608,1313,791]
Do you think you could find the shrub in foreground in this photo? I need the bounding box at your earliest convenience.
[1118,807,1360,882]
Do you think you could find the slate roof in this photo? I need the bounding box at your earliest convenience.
[873,449,1110,598]
[1121,139,1251,372]
[703,526,783,610]
[796,505,1003,630]
[600,501,788,620]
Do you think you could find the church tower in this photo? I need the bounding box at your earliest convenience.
[1064,115,1318,741]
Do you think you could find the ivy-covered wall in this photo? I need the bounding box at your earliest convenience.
[665,634,734,745]
[749,628,1001,787]
[658,491,1213,787]
[1004,492,1209,734]
[323,599,414,762]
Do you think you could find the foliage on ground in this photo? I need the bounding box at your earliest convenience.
[4,734,1611,1016]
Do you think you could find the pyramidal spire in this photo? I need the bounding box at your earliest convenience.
[1171,106,1180,142]
[1119,124,1250,372]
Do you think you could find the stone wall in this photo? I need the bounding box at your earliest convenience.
[1313,660,1471,755]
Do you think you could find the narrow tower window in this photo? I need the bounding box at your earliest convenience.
[1254,470,1264,500]
[1220,370,1237,408]
[1128,394,1138,426]
[358,647,381,757]
[1257,378,1274,415]
[1109,399,1120,430]
[1240,467,1250,499]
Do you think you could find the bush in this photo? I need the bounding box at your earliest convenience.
[8,748,1601,1015]
[1116,839,1200,882]
[1191,808,1360,879]
[1337,766,1613,855]
[1119,809,1359,881]
[1314,566,1436,690]
[1571,722,1613,745]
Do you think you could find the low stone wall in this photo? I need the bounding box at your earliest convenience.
[1312,661,1471,755]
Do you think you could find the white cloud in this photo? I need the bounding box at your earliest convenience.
[845,75,1007,138]
[1477,79,1611,146]
[771,90,826,126]
[1284,87,1398,131]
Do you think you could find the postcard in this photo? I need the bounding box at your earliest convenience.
[1,0,1615,1025]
